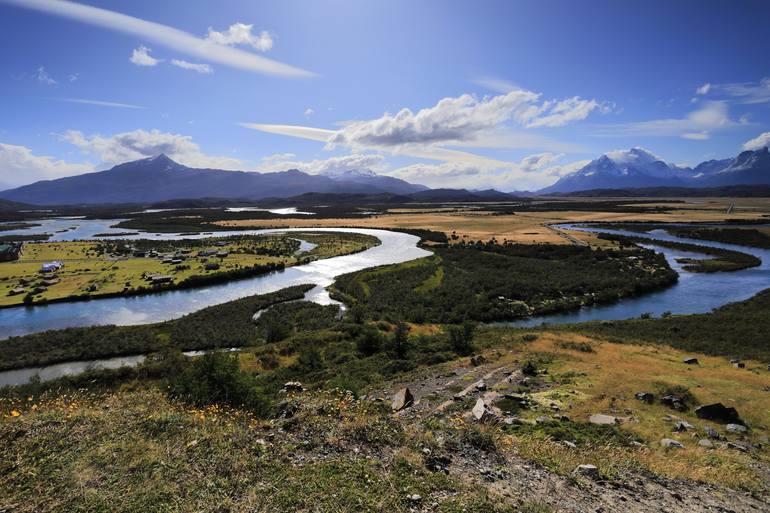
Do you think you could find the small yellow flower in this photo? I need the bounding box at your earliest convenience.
[10,410,21,417]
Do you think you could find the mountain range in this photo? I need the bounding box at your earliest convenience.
[539,147,770,194]
[0,154,426,205]
[1,147,769,205]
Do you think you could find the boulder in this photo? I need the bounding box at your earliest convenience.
[280,381,304,393]
[733,362,746,369]
[473,380,487,391]
[573,464,601,480]
[471,398,498,422]
[391,387,414,411]
[635,392,654,404]
[661,395,686,411]
[705,426,721,439]
[698,439,714,448]
[694,403,743,425]
[589,413,617,425]
[660,438,685,449]
[672,420,695,432]
[726,423,748,434]
[683,357,699,365]
[727,441,750,452]
[470,355,487,367]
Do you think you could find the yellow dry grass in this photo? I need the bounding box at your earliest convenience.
[486,331,770,488]
[215,197,770,245]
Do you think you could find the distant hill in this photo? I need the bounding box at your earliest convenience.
[539,147,770,194]
[0,154,427,205]
[546,184,770,198]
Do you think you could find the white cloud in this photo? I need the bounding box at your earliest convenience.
[171,59,213,74]
[0,142,92,187]
[704,78,770,104]
[206,23,273,52]
[743,131,770,151]
[695,83,711,95]
[61,128,244,169]
[2,0,312,77]
[592,101,741,140]
[36,66,56,85]
[258,153,387,176]
[56,97,145,109]
[68,73,79,82]
[523,97,605,128]
[471,76,520,94]
[129,45,160,66]
[304,108,315,118]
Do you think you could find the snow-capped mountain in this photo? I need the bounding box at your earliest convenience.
[539,148,692,194]
[539,147,770,194]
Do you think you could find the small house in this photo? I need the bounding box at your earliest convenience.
[40,261,62,273]
[204,262,220,271]
[150,275,174,285]
[216,251,229,258]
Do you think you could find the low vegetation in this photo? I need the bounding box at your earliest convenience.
[333,242,676,323]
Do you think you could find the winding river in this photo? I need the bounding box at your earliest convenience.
[0,218,768,386]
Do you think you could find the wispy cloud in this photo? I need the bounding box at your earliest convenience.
[206,23,273,52]
[1,0,314,77]
[129,45,160,66]
[591,101,744,140]
[54,98,146,109]
[0,142,92,187]
[35,66,56,85]
[471,76,521,94]
[697,78,770,104]
[171,59,213,74]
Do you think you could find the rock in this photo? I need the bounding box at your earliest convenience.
[705,426,721,439]
[660,438,685,449]
[589,413,617,425]
[573,464,601,480]
[733,362,746,369]
[727,441,750,452]
[562,441,577,449]
[635,392,654,404]
[672,420,695,432]
[661,395,686,411]
[280,381,304,393]
[473,380,487,391]
[683,357,699,365]
[694,403,743,425]
[698,439,714,448]
[471,398,497,422]
[470,355,487,366]
[726,423,748,434]
[408,493,422,503]
[499,393,530,409]
[391,387,414,411]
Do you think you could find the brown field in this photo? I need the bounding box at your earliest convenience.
[216,197,770,245]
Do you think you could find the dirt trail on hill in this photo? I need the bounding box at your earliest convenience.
[370,353,769,513]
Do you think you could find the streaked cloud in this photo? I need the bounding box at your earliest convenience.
[206,23,273,52]
[171,59,213,74]
[55,97,145,109]
[1,0,313,77]
[129,45,160,66]
[696,77,770,104]
[743,131,770,150]
[591,101,743,140]
[695,83,711,95]
[61,128,244,169]
[258,152,387,175]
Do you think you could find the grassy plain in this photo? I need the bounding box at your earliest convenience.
[0,232,376,307]
[215,197,770,245]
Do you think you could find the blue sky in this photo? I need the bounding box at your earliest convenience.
[1,0,770,190]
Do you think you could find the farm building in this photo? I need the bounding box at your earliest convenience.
[40,261,62,273]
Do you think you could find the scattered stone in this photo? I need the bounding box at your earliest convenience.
[471,398,498,422]
[635,392,654,404]
[535,415,552,424]
[705,426,721,439]
[407,493,422,503]
[280,381,304,393]
[470,355,487,367]
[695,403,743,425]
[727,441,750,453]
[660,438,685,449]
[589,413,617,425]
[683,357,699,365]
[726,423,748,434]
[474,380,487,391]
[391,388,414,411]
[673,420,695,432]
[661,395,687,411]
[573,464,601,480]
[499,393,530,409]
[733,362,746,369]
[698,439,714,449]
[562,441,577,449]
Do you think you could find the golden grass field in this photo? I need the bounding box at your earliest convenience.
[474,330,770,488]
[216,197,770,245]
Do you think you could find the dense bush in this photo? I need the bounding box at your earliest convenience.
[333,243,677,323]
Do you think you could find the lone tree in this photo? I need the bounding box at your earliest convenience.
[392,322,410,359]
[449,320,476,356]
